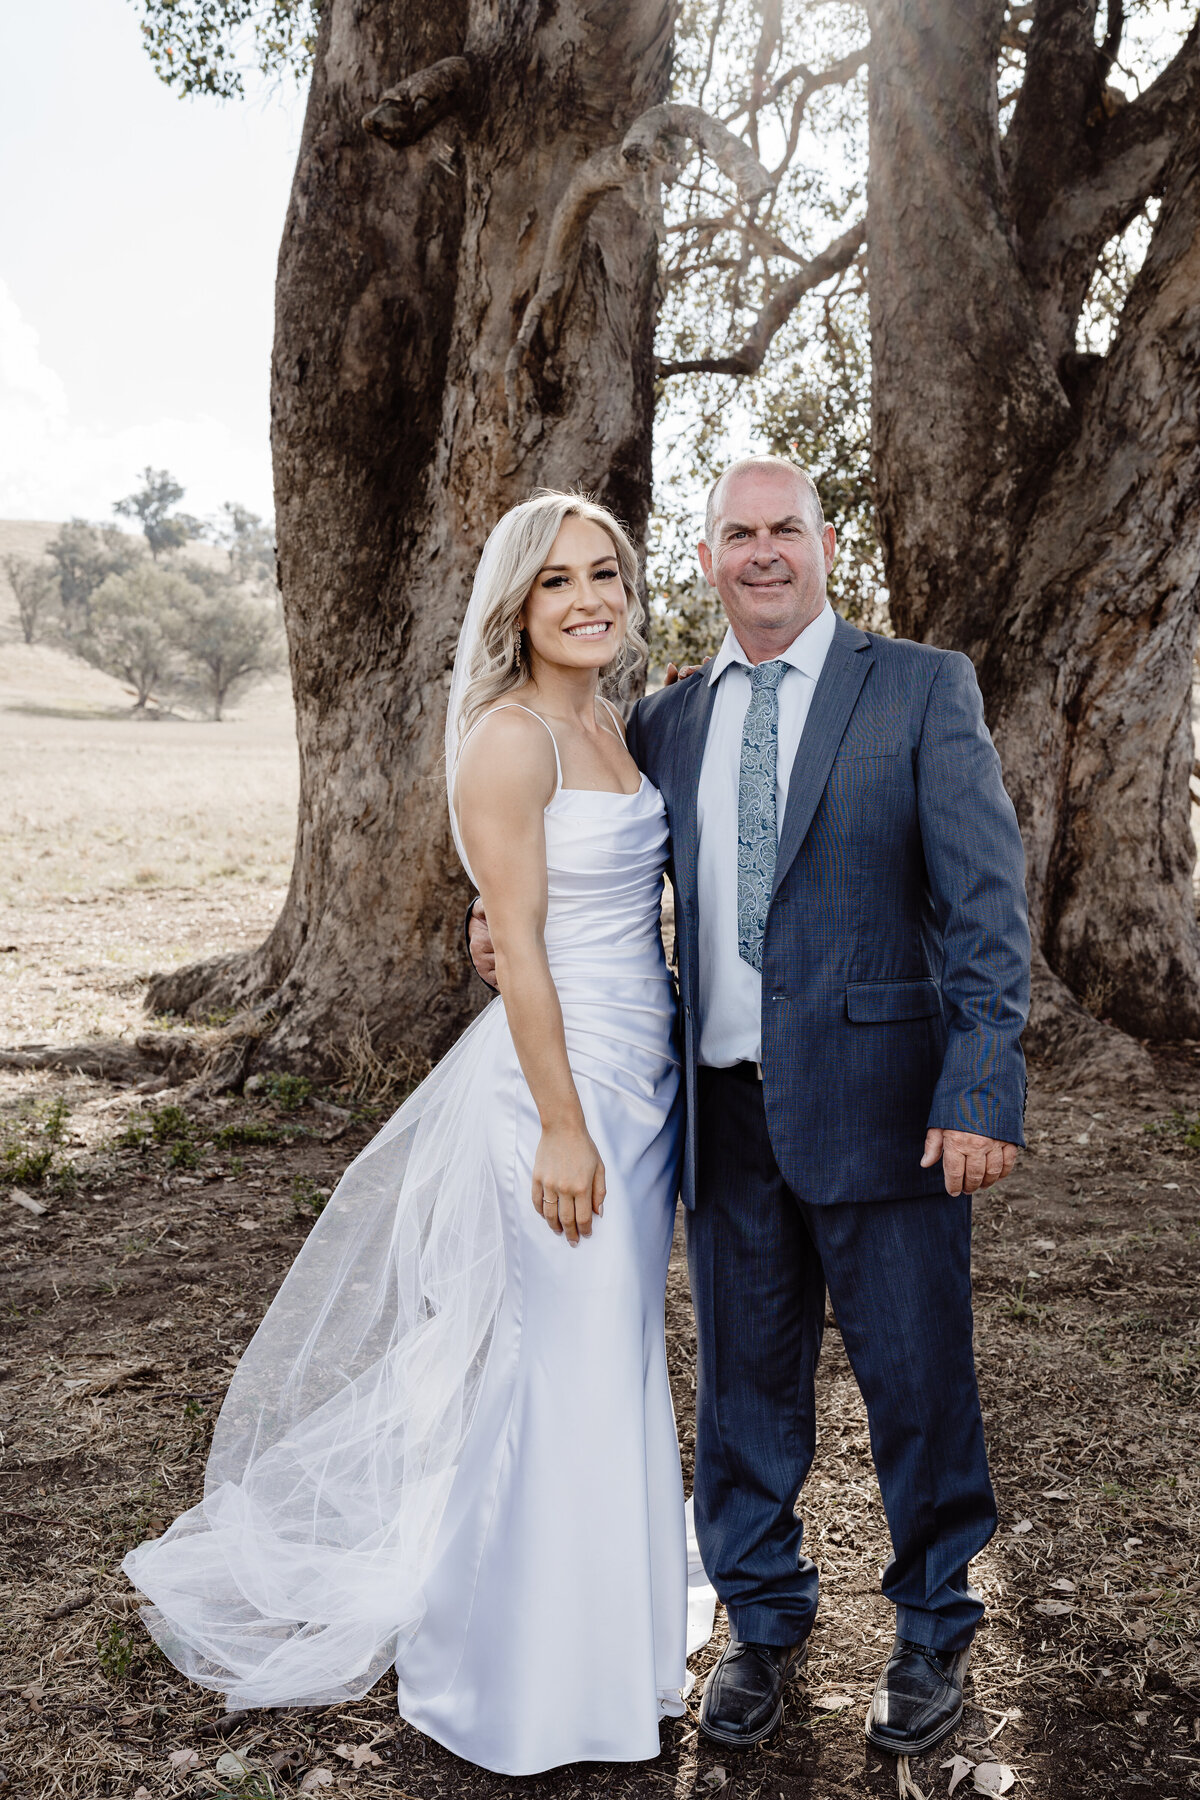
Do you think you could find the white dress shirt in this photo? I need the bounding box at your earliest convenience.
[695,602,838,1066]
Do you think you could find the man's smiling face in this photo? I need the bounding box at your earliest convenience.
[699,464,837,659]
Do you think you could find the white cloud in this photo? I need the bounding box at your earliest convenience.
[0,278,274,525]
[0,280,68,418]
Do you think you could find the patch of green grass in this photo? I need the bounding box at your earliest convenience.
[115,1117,150,1149]
[50,1161,80,1199]
[291,1174,329,1220]
[1,1096,71,1184]
[260,1072,313,1111]
[1002,1279,1048,1324]
[214,1116,282,1144]
[168,1138,202,1169]
[150,1104,194,1145]
[42,1096,69,1143]
[215,1120,289,1148]
[1144,1110,1200,1149]
[97,1620,137,1684]
[2,1141,54,1183]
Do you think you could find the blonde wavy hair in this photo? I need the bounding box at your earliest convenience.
[457,491,648,742]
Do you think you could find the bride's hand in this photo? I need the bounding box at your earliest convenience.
[532,1124,606,1246]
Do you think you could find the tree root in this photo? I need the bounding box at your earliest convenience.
[0,1009,277,1098]
[1025,951,1157,1096]
[143,950,269,1020]
[0,1034,204,1088]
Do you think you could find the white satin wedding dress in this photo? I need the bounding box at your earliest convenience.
[123,705,713,1776]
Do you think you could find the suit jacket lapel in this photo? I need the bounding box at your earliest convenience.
[670,665,718,919]
[772,616,873,897]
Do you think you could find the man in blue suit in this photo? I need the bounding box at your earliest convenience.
[472,455,1029,1758]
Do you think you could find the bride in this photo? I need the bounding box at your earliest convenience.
[123,491,712,1776]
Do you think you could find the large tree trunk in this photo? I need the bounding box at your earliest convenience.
[867,0,1200,1075]
[148,0,672,1067]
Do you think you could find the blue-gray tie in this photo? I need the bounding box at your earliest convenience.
[737,659,787,972]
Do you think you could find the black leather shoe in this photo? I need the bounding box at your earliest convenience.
[699,1638,808,1747]
[865,1635,971,1755]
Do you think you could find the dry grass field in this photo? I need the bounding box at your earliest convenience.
[1,539,1198,1800]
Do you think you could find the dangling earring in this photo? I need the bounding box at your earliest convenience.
[513,628,522,674]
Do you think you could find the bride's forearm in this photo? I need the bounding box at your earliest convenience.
[494,939,584,1131]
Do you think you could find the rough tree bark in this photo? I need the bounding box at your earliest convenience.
[147,0,687,1067]
[867,0,1200,1077]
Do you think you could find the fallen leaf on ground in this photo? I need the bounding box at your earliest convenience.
[813,1690,855,1711]
[1049,1577,1075,1592]
[972,1763,1016,1795]
[942,1754,975,1795]
[215,1749,257,1778]
[1010,1520,1033,1534]
[167,1748,202,1770]
[1033,1599,1072,1616]
[20,1683,45,1702]
[299,1771,335,1794]
[10,1188,48,1215]
[700,1770,728,1792]
[1040,1489,1071,1501]
[1030,1238,1056,1252]
[334,1742,382,1768]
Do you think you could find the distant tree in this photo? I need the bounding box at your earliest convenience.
[81,564,199,709]
[647,569,726,680]
[213,502,277,587]
[113,468,205,561]
[2,556,60,645]
[135,0,319,99]
[170,585,284,719]
[45,519,144,637]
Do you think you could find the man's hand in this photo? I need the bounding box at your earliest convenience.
[468,899,498,990]
[922,1128,1017,1196]
[664,661,702,684]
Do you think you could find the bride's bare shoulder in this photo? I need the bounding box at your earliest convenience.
[455,700,557,807]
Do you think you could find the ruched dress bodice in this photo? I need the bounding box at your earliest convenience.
[540,774,678,1104]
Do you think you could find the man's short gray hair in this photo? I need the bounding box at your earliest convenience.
[703,456,826,545]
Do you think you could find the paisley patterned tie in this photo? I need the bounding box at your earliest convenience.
[737,659,787,972]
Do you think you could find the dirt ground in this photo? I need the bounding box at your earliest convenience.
[1,611,1199,1800]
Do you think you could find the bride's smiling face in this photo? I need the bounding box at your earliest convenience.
[518,517,628,673]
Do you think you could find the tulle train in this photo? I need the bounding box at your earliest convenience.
[123,1001,511,1710]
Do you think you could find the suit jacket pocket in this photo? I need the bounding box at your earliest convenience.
[845,978,942,1022]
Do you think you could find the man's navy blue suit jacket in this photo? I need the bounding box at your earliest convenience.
[624,614,1031,1212]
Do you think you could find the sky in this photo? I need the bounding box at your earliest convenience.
[0,0,306,526]
[3,2,1191,537]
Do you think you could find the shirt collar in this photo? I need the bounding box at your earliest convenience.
[707,601,837,686]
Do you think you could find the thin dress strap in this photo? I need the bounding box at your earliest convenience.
[456,702,563,794]
[596,695,626,741]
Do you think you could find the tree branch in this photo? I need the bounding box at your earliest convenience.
[656,217,865,378]
[1015,14,1200,363]
[620,104,773,203]
[362,56,472,146]
[726,42,869,122]
[505,106,771,443]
